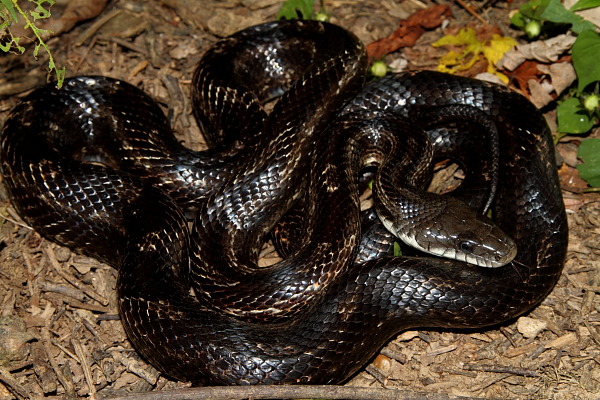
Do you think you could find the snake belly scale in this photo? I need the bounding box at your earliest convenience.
[0,20,567,385]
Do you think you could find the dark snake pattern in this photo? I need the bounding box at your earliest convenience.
[0,20,567,385]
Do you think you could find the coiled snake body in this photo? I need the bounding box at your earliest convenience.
[1,20,567,385]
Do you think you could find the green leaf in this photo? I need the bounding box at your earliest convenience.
[576,138,600,187]
[511,0,595,34]
[1,0,18,22]
[29,0,54,20]
[539,0,595,33]
[0,34,25,53]
[517,0,551,22]
[570,0,600,12]
[393,242,403,257]
[557,97,594,133]
[54,65,65,88]
[510,10,527,29]
[572,29,600,91]
[277,0,314,20]
[0,39,12,52]
[33,41,41,58]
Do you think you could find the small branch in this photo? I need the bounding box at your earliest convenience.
[453,0,487,24]
[44,246,109,306]
[463,363,540,377]
[41,329,77,397]
[99,385,497,400]
[0,366,30,400]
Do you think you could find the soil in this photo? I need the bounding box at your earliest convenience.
[0,1,599,399]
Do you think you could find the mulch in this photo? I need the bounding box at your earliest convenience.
[0,1,598,399]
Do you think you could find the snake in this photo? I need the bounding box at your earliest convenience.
[0,20,567,385]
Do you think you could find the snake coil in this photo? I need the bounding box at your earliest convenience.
[0,20,567,385]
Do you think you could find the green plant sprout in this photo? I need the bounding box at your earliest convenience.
[1,0,66,87]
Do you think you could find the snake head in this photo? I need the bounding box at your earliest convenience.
[380,195,517,268]
[444,211,518,267]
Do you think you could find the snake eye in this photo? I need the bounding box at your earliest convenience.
[456,231,478,255]
[458,240,475,254]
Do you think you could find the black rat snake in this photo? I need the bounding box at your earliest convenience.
[0,20,567,385]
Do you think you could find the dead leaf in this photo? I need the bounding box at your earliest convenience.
[508,60,542,94]
[46,0,108,37]
[559,163,590,193]
[432,27,517,82]
[365,4,451,60]
[557,142,580,168]
[527,78,555,108]
[537,63,576,95]
[498,33,576,71]
[206,9,263,37]
[475,72,505,85]
[9,0,108,40]
[508,60,575,107]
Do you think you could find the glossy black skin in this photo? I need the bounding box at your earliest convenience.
[0,20,567,385]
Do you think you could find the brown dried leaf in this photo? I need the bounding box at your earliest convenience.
[559,163,591,193]
[508,60,542,94]
[527,78,554,108]
[44,0,109,36]
[537,62,577,95]
[498,33,576,71]
[507,60,575,107]
[366,4,451,60]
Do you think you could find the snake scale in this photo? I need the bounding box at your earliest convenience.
[1,20,567,385]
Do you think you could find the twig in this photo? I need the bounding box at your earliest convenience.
[380,348,407,364]
[471,373,511,392]
[499,327,518,348]
[75,8,123,46]
[64,298,111,313]
[0,209,31,230]
[99,385,499,400]
[463,363,540,377]
[583,320,600,346]
[72,338,97,399]
[44,246,109,306]
[73,35,98,74]
[425,344,457,357]
[38,281,89,302]
[41,329,77,398]
[365,364,389,386]
[453,0,487,24]
[98,35,149,57]
[0,366,30,399]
